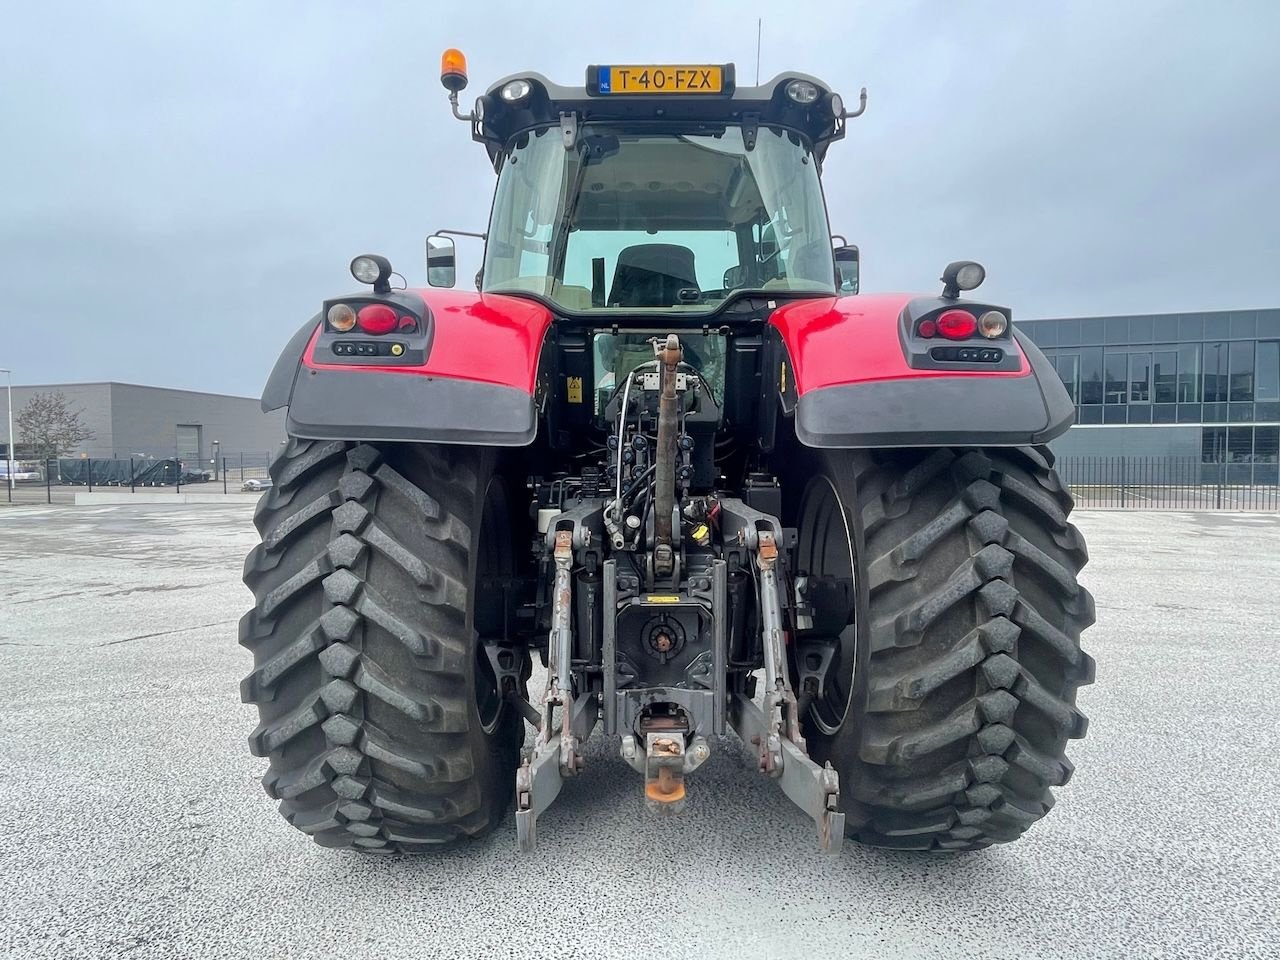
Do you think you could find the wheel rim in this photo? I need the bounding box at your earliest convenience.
[795,474,857,735]
[473,479,509,735]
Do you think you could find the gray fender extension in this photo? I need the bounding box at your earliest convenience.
[261,317,537,447]
[795,332,1075,448]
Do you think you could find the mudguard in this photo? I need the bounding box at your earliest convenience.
[262,289,553,446]
[770,293,1075,448]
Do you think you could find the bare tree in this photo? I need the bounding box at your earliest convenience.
[15,391,95,459]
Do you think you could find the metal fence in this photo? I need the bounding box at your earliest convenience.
[3,453,274,503]
[5,453,1278,511]
[1055,456,1279,510]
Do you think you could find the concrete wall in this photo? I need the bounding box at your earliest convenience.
[0,382,283,460]
[0,383,116,458]
[108,383,284,460]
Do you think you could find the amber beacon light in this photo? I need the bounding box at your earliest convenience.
[441,48,468,91]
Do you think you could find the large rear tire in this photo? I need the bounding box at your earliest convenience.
[789,446,1095,850]
[240,439,523,851]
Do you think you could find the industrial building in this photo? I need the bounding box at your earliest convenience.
[1021,307,1280,484]
[0,381,285,464]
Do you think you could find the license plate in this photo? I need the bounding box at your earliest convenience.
[597,65,723,95]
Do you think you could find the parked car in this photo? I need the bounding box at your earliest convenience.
[242,477,273,492]
[0,462,43,483]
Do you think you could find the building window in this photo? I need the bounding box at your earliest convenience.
[1056,318,1081,346]
[1228,427,1254,463]
[1153,350,1177,403]
[1080,347,1103,404]
[1104,351,1128,405]
[1228,340,1255,402]
[1056,354,1079,403]
[1177,344,1200,402]
[1201,426,1225,463]
[1256,426,1279,464]
[1205,427,1279,464]
[1256,341,1279,402]
[1128,352,1151,403]
[1203,342,1229,403]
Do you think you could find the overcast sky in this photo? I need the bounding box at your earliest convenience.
[2,0,1277,397]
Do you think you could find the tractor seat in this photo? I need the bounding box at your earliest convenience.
[608,244,698,307]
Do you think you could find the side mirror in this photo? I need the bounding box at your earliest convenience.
[426,235,457,288]
[723,265,746,290]
[833,244,859,294]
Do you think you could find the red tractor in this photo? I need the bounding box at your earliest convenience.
[242,52,1094,854]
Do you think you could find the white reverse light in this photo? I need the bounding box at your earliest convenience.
[955,262,986,291]
[785,79,820,104]
[500,79,532,103]
[351,256,382,284]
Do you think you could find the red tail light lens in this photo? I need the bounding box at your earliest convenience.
[917,318,938,338]
[356,304,398,335]
[936,309,978,340]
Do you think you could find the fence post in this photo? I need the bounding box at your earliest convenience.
[1120,457,1126,508]
[88,458,93,494]
[130,457,135,494]
[46,459,52,504]
[240,452,244,484]
[222,457,228,495]
[176,459,182,494]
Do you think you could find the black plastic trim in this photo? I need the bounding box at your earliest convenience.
[475,70,844,168]
[262,317,319,413]
[794,331,1075,448]
[286,368,538,446]
[315,291,433,367]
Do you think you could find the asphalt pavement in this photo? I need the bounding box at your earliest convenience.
[1,503,1278,959]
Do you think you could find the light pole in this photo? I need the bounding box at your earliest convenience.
[1,368,13,492]
[211,439,220,481]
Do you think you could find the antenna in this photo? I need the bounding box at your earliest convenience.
[755,18,762,85]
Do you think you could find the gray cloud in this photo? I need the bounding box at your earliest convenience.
[2,0,1277,395]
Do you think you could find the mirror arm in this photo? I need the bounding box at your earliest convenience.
[841,88,868,120]
[434,228,488,241]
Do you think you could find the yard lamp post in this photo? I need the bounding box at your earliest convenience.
[212,439,220,481]
[1,368,13,492]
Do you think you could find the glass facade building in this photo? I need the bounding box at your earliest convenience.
[1018,308,1280,484]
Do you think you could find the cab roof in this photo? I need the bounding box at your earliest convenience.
[468,66,850,170]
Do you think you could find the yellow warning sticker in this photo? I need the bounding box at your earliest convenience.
[567,376,583,403]
[644,595,682,603]
[780,362,788,394]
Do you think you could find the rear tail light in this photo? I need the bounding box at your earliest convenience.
[935,310,978,340]
[356,304,399,335]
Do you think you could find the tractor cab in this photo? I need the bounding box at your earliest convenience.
[427,55,865,315]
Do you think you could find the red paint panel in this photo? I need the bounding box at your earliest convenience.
[304,289,553,394]
[769,294,1029,394]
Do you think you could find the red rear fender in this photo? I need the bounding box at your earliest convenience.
[266,289,553,446]
[769,294,1075,449]
[769,293,1028,393]
[303,289,553,393]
